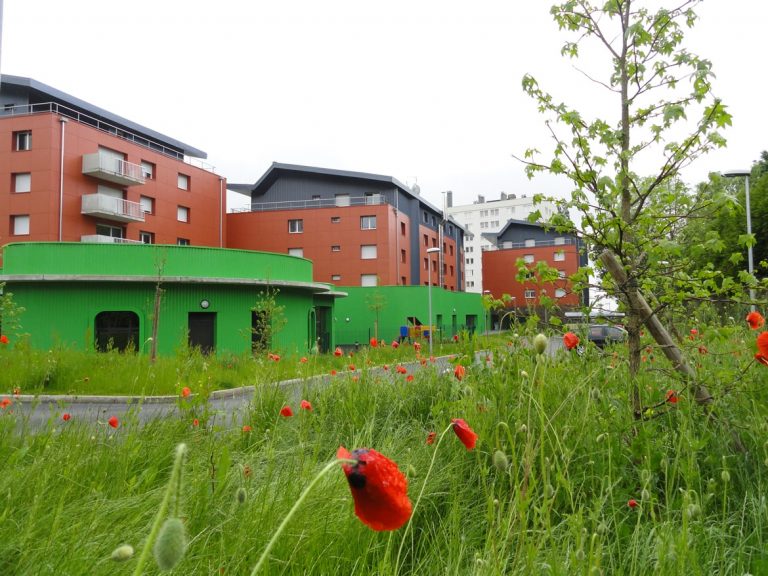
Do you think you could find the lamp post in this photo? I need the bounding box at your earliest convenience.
[723,169,755,312]
[483,290,492,336]
[427,247,441,357]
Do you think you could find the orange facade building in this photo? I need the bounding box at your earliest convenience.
[0,75,225,256]
[227,163,465,289]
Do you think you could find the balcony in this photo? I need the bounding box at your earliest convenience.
[81,194,145,223]
[82,153,146,186]
[80,235,142,244]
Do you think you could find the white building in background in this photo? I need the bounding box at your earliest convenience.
[446,192,557,293]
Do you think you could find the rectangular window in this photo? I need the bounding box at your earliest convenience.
[554,251,565,262]
[423,234,429,247]
[449,245,454,256]
[289,219,304,233]
[288,248,304,257]
[423,211,429,222]
[335,194,350,207]
[401,222,406,236]
[361,274,378,287]
[13,173,31,193]
[432,260,437,272]
[554,237,566,245]
[12,214,30,235]
[401,276,406,285]
[361,244,378,259]
[14,131,31,151]
[365,193,381,205]
[140,231,155,244]
[177,238,190,246]
[140,195,154,214]
[177,206,190,222]
[141,161,155,179]
[555,288,566,298]
[423,258,428,270]
[360,215,376,230]
[523,254,534,264]
[450,265,454,276]
[312,195,321,201]
[432,238,438,247]
[480,222,488,229]
[331,216,341,224]
[400,249,406,263]
[331,245,341,252]
[331,274,342,281]
[524,289,536,299]
[524,239,536,247]
[178,173,190,190]
[96,223,124,238]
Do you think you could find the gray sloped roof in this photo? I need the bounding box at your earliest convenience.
[1,74,207,159]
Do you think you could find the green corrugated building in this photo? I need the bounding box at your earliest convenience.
[0,243,343,356]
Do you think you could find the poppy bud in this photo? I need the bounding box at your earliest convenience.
[153,517,187,571]
[721,470,730,483]
[533,333,548,355]
[493,450,509,472]
[111,544,134,562]
[236,487,247,504]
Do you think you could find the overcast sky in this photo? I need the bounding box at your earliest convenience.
[3,1,765,210]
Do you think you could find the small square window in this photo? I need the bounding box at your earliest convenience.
[332,245,341,252]
[177,238,190,246]
[13,173,31,193]
[140,231,155,244]
[331,216,341,224]
[360,215,376,230]
[361,244,377,259]
[523,254,534,264]
[141,161,155,179]
[554,251,565,262]
[289,219,303,233]
[178,173,190,190]
[13,131,31,151]
[12,214,30,235]
[361,274,378,287]
[288,248,304,257]
[331,274,342,281]
[140,196,154,214]
[177,206,190,222]
[524,289,536,299]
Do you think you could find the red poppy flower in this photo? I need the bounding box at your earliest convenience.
[454,365,466,381]
[698,345,708,355]
[300,357,308,363]
[300,399,312,411]
[665,390,679,404]
[280,405,294,417]
[1,397,11,409]
[452,334,459,342]
[426,431,436,445]
[337,446,412,531]
[430,356,436,363]
[563,332,579,350]
[396,365,407,374]
[755,332,768,366]
[392,341,399,349]
[330,369,337,376]
[334,347,343,357]
[383,364,389,371]
[181,386,191,398]
[420,358,427,366]
[413,342,421,352]
[0,335,8,345]
[108,416,119,429]
[12,388,20,396]
[406,375,414,382]
[192,418,199,427]
[451,418,477,450]
[689,328,698,340]
[747,311,765,330]
[370,337,377,347]
[62,413,71,422]
[268,353,281,362]
[628,498,638,509]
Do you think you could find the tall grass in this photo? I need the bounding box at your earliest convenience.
[1,328,767,574]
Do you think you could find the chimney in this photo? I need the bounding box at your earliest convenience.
[446,190,453,208]
[477,194,485,204]
[500,192,507,200]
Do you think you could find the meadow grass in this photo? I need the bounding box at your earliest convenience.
[1,327,768,574]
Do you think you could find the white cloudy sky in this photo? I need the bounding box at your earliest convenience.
[2,1,765,210]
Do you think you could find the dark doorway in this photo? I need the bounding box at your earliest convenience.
[95,311,139,352]
[465,314,477,334]
[189,312,216,354]
[251,310,270,353]
[315,307,331,353]
[452,313,457,337]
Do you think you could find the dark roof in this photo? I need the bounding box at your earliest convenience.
[232,162,465,231]
[493,218,547,239]
[0,74,207,159]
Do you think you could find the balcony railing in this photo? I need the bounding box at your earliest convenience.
[80,235,142,244]
[485,237,578,251]
[82,153,146,186]
[234,194,385,213]
[81,194,145,223]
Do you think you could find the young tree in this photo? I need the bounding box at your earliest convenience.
[517,1,732,415]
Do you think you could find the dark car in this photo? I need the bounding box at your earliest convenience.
[588,324,627,348]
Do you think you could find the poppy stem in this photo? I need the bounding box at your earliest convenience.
[250,458,355,575]
[131,443,187,576]
[394,422,453,574]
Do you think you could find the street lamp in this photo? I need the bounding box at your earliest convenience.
[723,169,755,312]
[483,290,491,336]
[427,247,441,357]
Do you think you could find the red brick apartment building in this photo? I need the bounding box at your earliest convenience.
[0,75,225,257]
[227,163,466,289]
[481,219,588,313]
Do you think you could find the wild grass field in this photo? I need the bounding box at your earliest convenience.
[1,325,768,575]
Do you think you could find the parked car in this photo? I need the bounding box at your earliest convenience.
[587,324,627,348]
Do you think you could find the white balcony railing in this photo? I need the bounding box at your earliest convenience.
[80,235,142,244]
[82,153,146,186]
[81,194,145,223]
